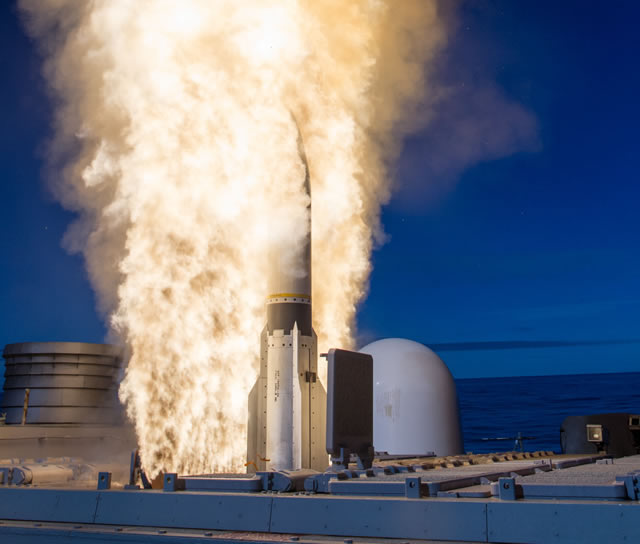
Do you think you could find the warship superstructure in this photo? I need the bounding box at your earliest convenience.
[0,340,639,544]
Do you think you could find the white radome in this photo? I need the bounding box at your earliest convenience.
[359,338,464,457]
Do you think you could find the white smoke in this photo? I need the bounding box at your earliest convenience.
[19,0,448,476]
[19,1,536,476]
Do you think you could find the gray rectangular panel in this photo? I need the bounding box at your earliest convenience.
[0,488,100,523]
[270,495,487,541]
[95,490,273,531]
[325,349,373,456]
[488,501,640,543]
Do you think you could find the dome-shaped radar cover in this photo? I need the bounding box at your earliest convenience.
[359,338,463,457]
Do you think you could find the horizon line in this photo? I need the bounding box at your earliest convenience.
[426,339,640,351]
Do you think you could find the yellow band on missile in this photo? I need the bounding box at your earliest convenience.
[267,293,311,300]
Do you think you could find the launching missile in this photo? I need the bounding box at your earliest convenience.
[246,132,327,472]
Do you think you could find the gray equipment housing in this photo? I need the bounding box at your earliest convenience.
[2,342,123,425]
[325,348,374,469]
[561,413,640,457]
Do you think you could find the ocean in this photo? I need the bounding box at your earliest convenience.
[0,371,638,455]
[456,371,640,454]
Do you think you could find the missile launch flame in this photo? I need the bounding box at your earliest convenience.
[19,0,447,476]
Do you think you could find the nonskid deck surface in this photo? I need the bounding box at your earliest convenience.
[0,521,481,544]
[0,452,639,544]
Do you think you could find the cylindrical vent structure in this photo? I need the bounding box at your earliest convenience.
[1,342,123,424]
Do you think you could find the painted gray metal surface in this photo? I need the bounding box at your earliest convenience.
[0,527,223,544]
[270,495,487,542]
[1,455,640,543]
[0,423,137,460]
[0,526,255,544]
[95,490,273,531]
[0,488,100,523]
[2,406,123,425]
[487,501,640,543]
[2,388,118,407]
[325,349,373,467]
[3,375,115,389]
[3,342,122,357]
[4,363,118,377]
[0,484,638,543]
[519,481,628,499]
[2,341,122,424]
[0,520,484,544]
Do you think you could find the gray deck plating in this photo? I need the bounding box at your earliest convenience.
[0,454,639,544]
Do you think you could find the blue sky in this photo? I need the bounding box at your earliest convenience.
[1,1,639,378]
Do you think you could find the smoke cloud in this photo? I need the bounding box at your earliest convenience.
[19,0,450,476]
[20,0,537,475]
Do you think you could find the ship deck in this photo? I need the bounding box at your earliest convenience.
[0,451,639,544]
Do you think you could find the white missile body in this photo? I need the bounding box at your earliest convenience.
[247,140,327,472]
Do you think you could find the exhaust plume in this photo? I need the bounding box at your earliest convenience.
[20,0,447,476]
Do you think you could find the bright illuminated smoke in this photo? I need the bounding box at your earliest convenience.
[20,0,446,476]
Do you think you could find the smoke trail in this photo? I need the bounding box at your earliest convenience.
[20,0,447,475]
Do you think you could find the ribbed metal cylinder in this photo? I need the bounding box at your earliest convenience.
[1,342,123,425]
